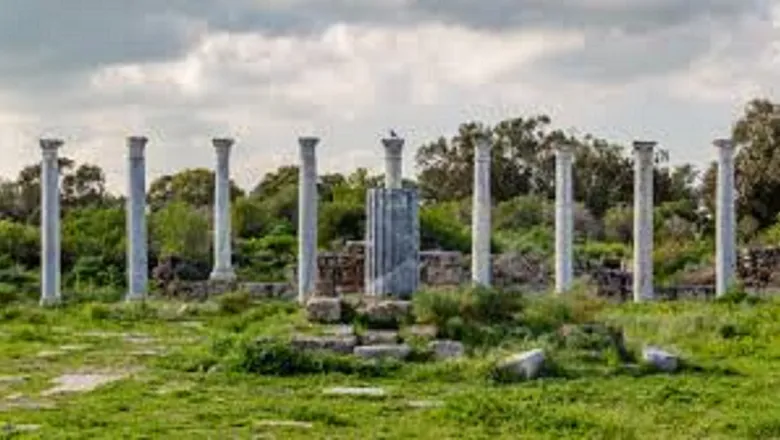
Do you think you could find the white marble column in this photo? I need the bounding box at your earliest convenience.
[382,137,404,189]
[126,136,148,300]
[555,143,574,293]
[209,138,236,281]
[40,138,63,306]
[633,141,656,302]
[715,138,737,297]
[471,135,492,286]
[298,137,319,302]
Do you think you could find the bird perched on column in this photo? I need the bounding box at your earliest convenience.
[389,129,398,138]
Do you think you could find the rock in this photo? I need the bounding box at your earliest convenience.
[41,372,129,396]
[255,420,313,429]
[407,400,444,409]
[495,349,546,380]
[0,376,28,385]
[305,297,342,324]
[0,395,56,411]
[359,330,399,345]
[406,325,438,339]
[642,346,680,372]
[359,300,412,328]
[428,340,465,360]
[353,344,411,361]
[1,422,41,433]
[321,325,354,337]
[323,387,386,397]
[290,335,357,355]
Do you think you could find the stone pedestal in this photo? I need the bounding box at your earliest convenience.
[40,139,63,306]
[633,141,656,302]
[210,138,236,281]
[715,138,737,297]
[364,188,420,298]
[471,135,492,286]
[555,143,574,293]
[126,136,148,301]
[298,137,319,302]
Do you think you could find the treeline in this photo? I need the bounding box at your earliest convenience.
[1,98,779,300]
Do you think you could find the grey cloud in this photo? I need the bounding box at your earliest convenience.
[0,0,772,91]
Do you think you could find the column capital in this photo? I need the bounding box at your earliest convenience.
[382,137,404,157]
[713,138,735,151]
[633,140,656,160]
[127,136,148,159]
[298,136,320,157]
[554,141,575,157]
[212,137,235,154]
[474,135,492,161]
[40,138,63,159]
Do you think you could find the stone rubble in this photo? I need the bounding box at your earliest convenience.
[495,349,546,380]
[642,346,680,372]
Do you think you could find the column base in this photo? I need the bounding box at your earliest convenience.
[209,268,237,282]
[39,295,61,307]
[125,292,147,302]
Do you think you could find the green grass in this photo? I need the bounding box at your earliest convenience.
[0,294,779,439]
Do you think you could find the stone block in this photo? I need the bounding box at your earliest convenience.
[495,349,546,380]
[428,340,465,360]
[359,330,400,345]
[353,344,411,361]
[291,335,357,355]
[359,300,412,328]
[406,325,438,340]
[305,297,342,323]
[642,346,679,372]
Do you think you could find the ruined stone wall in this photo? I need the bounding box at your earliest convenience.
[166,243,780,299]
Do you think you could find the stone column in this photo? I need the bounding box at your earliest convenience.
[297,137,319,303]
[126,136,148,300]
[633,141,656,302]
[40,138,63,306]
[209,138,236,281]
[555,143,574,293]
[471,135,492,286]
[382,137,404,189]
[715,138,737,297]
[365,188,420,298]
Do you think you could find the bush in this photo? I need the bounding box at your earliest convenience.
[413,287,525,346]
[218,291,253,315]
[420,204,471,252]
[226,338,400,377]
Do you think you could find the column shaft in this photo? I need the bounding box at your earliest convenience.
[555,144,574,293]
[633,141,656,302]
[40,139,63,306]
[715,139,737,296]
[126,136,148,300]
[210,138,236,281]
[298,137,319,302]
[471,137,492,286]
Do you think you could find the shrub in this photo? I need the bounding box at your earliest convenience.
[218,291,253,315]
[413,287,525,346]
[226,338,400,377]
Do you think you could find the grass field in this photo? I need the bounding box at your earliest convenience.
[1,293,779,439]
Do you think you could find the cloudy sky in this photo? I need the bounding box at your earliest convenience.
[0,0,777,193]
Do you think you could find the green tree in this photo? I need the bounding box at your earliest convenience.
[732,98,780,228]
[148,168,244,210]
[150,201,210,262]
